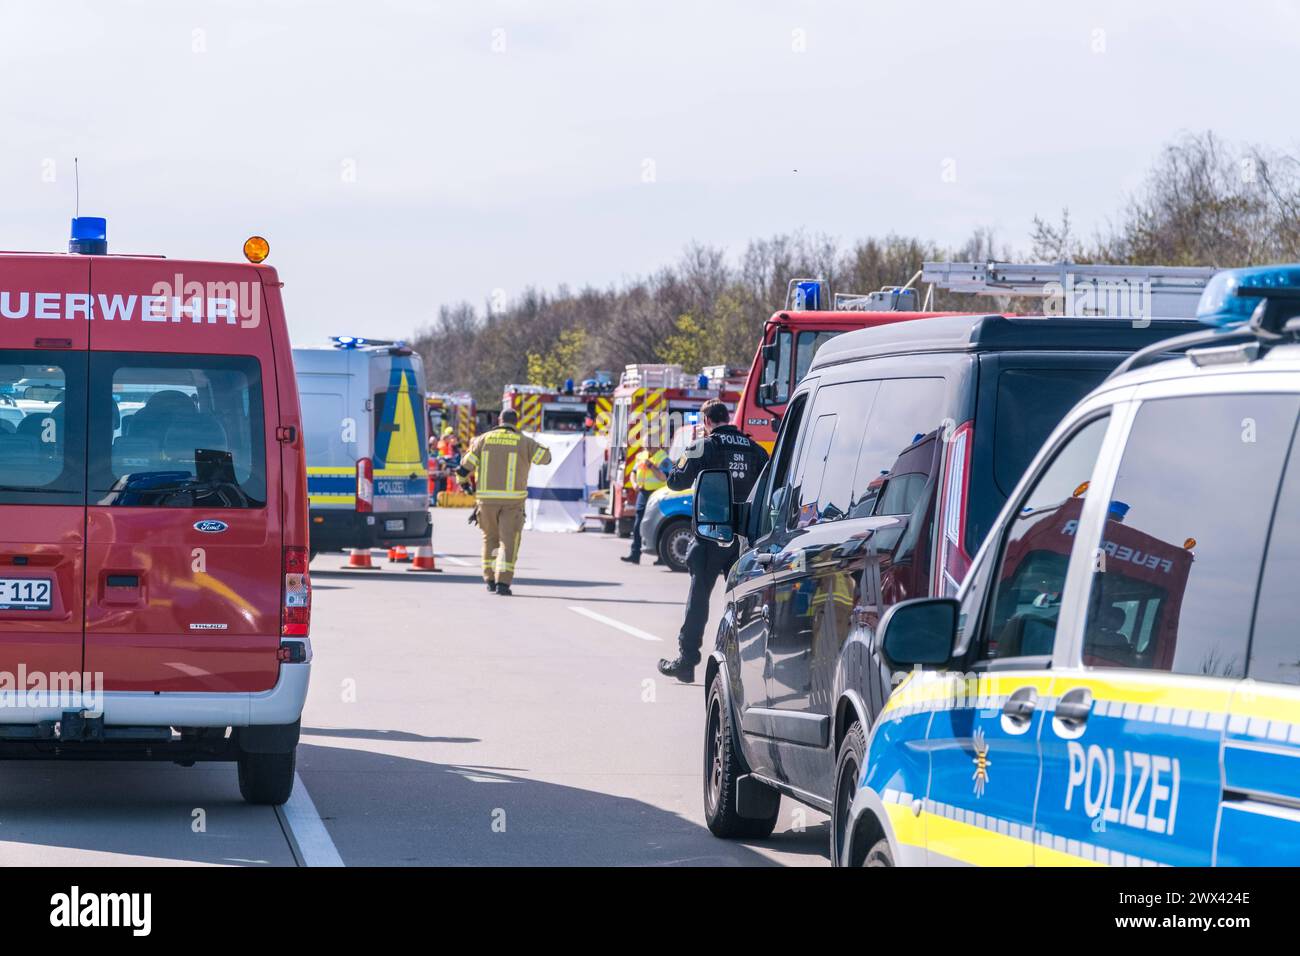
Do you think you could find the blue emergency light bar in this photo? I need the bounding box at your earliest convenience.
[331,335,367,349]
[1197,264,1300,328]
[69,216,107,255]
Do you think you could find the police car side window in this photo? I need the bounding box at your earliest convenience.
[1249,417,1300,685]
[976,415,1111,663]
[1081,395,1299,677]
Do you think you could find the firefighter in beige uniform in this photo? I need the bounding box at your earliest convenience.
[457,408,551,596]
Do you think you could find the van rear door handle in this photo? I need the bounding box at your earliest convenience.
[1001,687,1038,725]
[1055,687,1093,728]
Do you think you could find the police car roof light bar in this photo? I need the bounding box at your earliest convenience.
[331,335,405,352]
[1105,263,1300,381]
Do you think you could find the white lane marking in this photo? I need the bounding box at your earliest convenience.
[437,553,474,567]
[568,606,662,642]
[276,772,344,867]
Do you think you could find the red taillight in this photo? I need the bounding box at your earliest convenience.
[282,546,311,637]
[356,457,373,513]
[935,420,973,597]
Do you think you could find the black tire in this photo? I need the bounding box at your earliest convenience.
[617,515,634,538]
[704,674,779,839]
[863,837,894,867]
[237,748,296,805]
[831,720,867,866]
[657,519,694,573]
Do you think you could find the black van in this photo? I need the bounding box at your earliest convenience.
[691,313,1201,860]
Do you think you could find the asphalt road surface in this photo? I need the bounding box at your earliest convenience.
[0,509,827,866]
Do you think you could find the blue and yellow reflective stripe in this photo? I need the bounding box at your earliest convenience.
[307,466,356,505]
[878,788,1159,867]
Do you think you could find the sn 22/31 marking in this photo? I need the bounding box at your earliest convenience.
[1065,741,1181,835]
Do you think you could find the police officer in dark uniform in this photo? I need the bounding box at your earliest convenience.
[657,399,768,683]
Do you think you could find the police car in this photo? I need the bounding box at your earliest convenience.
[843,264,1300,866]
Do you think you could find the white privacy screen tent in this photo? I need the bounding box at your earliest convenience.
[524,432,593,532]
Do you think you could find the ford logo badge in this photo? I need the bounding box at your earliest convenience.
[194,520,229,534]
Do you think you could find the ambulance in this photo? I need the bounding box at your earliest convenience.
[293,338,430,556]
[843,263,1300,866]
[0,221,310,804]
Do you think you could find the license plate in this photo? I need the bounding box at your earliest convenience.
[385,519,405,532]
[0,578,52,610]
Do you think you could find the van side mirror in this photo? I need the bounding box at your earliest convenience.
[692,470,735,546]
[877,597,960,670]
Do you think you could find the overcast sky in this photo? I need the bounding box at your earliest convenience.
[2,0,1297,345]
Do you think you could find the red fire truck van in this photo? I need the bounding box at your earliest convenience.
[0,220,310,805]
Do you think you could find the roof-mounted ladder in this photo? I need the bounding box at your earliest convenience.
[920,261,1218,319]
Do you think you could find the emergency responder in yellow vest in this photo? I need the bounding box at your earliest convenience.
[621,445,670,565]
[457,408,551,596]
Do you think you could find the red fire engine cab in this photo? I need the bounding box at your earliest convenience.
[735,279,954,451]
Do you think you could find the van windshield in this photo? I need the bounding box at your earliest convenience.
[88,353,267,508]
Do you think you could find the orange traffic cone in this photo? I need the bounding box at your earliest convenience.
[409,545,441,572]
[345,548,377,569]
[388,545,411,563]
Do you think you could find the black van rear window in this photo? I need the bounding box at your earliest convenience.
[88,353,267,508]
[0,351,87,506]
[993,368,1107,497]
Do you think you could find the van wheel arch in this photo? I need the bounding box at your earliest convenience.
[834,694,868,753]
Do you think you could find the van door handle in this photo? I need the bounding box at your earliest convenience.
[1055,688,1093,728]
[1001,687,1038,725]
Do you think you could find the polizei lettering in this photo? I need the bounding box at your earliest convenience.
[1065,741,1181,835]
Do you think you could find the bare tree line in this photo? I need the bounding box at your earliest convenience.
[413,133,1300,408]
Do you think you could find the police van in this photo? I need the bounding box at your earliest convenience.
[0,222,311,804]
[293,338,430,557]
[844,264,1300,866]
